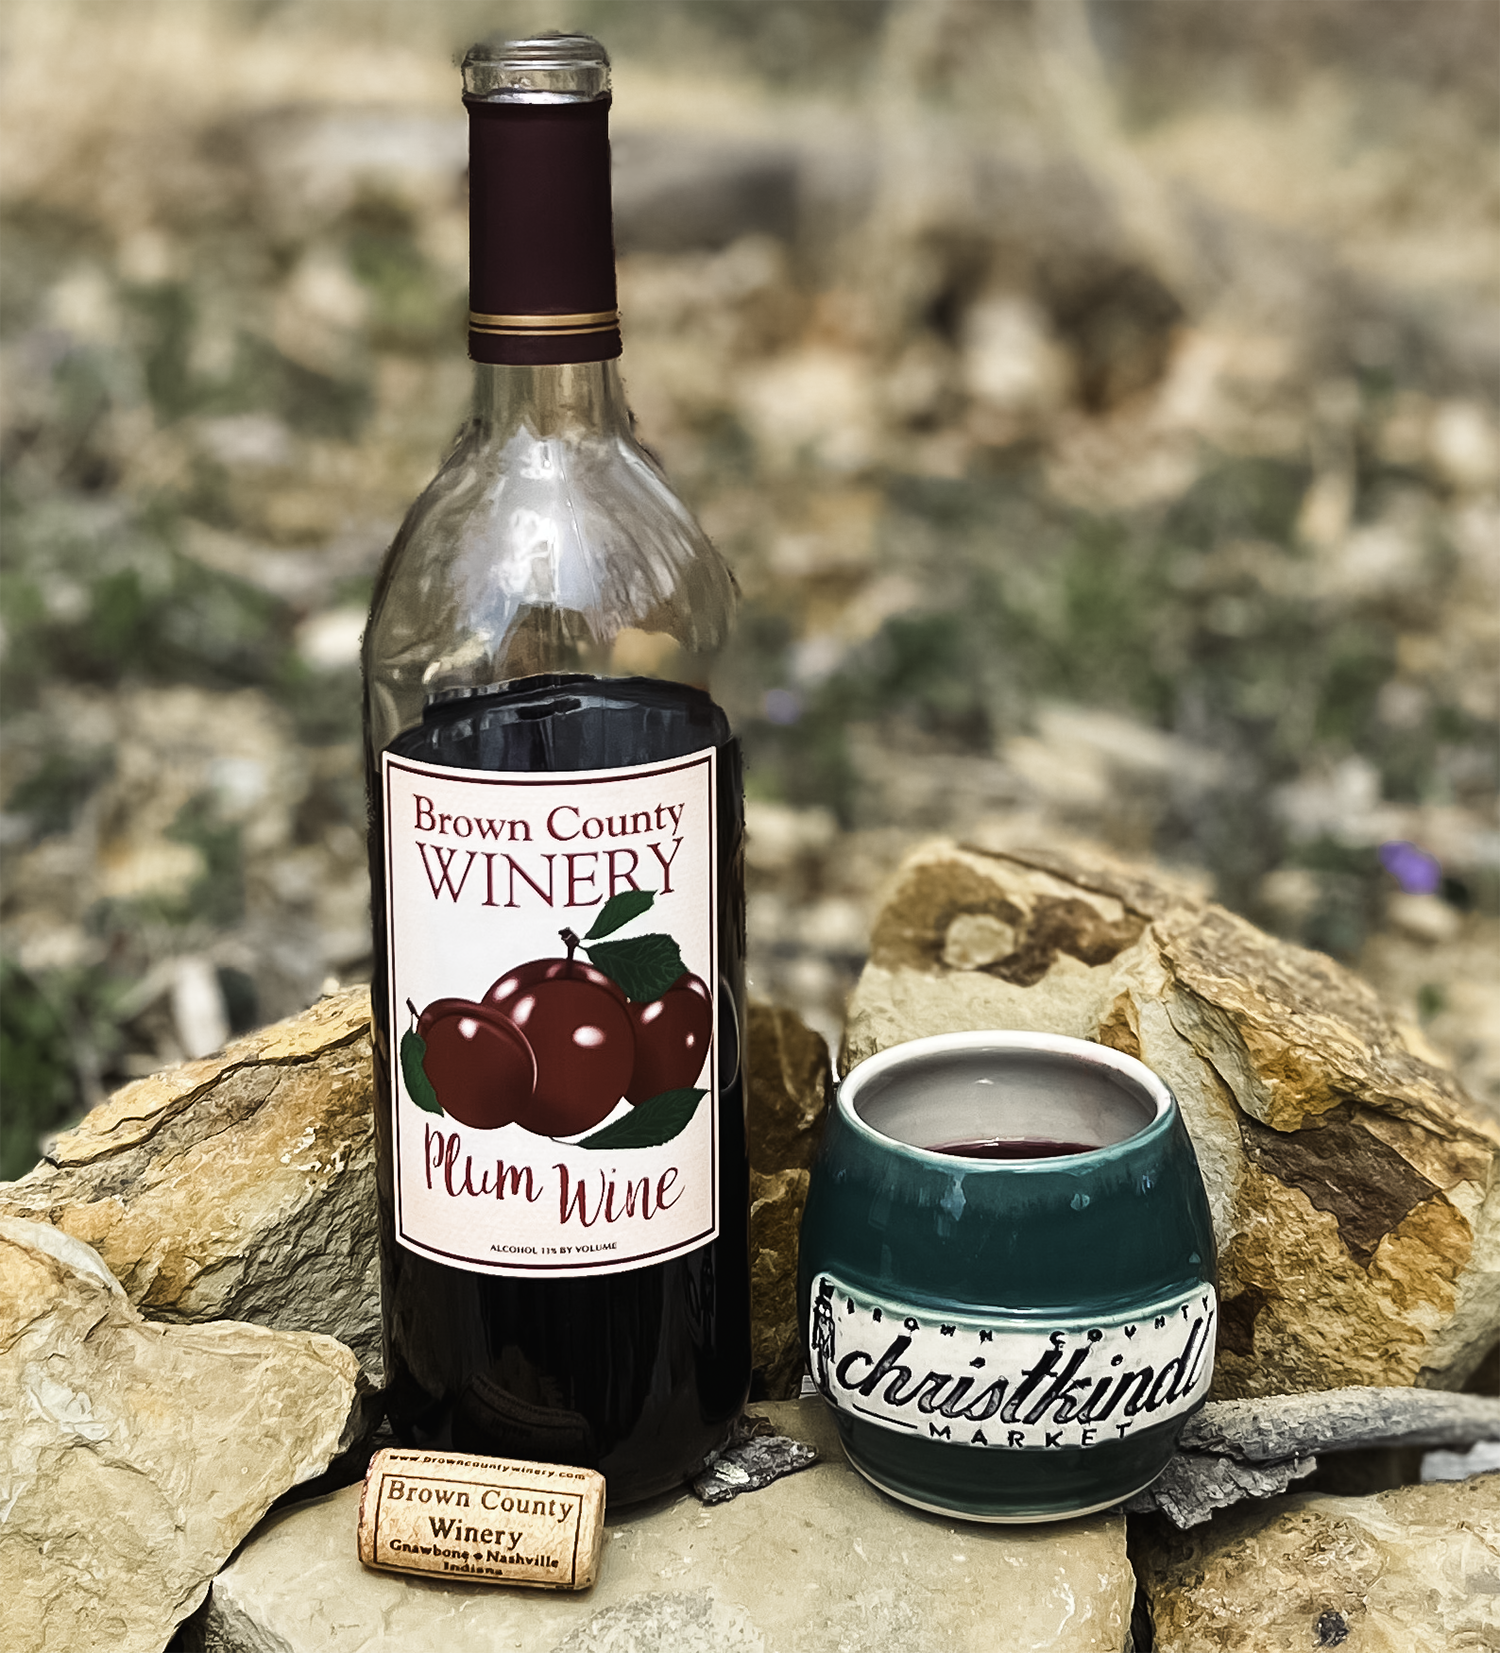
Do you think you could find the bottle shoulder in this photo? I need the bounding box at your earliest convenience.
[373,423,733,612]
[363,417,738,746]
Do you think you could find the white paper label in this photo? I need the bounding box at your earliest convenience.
[382,746,719,1278]
[808,1273,1216,1449]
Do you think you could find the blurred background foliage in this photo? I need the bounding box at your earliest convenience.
[2,0,1497,1175]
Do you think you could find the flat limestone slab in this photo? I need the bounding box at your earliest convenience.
[191,1400,1133,1652]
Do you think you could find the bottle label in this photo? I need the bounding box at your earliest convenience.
[807,1273,1216,1449]
[382,746,719,1277]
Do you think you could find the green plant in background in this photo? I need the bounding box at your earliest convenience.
[740,475,1190,825]
[0,964,75,1181]
[0,224,377,1130]
[1293,840,1398,963]
[738,442,1492,956]
[164,794,247,930]
[121,280,372,440]
[3,746,113,839]
[274,629,368,746]
[347,197,466,354]
[0,960,127,1181]
[0,506,296,709]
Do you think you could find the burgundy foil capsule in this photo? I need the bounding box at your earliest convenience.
[465,98,621,366]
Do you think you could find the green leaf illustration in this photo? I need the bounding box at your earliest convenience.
[584,932,685,1004]
[401,1029,443,1115]
[578,1088,707,1150]
[584,888,656,941]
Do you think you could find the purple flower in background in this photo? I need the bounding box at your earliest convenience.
[1379,841,1442,896]
[763,688,803,726]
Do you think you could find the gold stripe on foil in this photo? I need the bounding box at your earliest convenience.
[469,309,619,336]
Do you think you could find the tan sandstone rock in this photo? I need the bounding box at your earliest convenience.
[1133,1474,1500,1651]
[746,998,834,1174]
[0,987,380,1373]
[745,1002,831,1399]
[750,1166,812,1399]
[0,1218,361,1653]
[844,839,1500,1397]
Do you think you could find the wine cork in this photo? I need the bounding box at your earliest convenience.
[357,1448,605,1590]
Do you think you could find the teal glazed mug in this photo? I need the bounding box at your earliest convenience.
[798,1031,1217,1522]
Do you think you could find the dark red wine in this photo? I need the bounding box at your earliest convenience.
[369,675,749,1505]
[926,1138,1098,1160]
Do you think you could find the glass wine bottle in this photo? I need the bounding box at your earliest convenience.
[362,32,749,1505]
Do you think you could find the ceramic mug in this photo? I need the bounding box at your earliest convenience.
[798,1031,1217,1522]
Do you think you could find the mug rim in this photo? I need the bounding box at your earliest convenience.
[836,1030,1175,1169]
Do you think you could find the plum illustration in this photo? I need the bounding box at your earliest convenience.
[414,997,536,1131]
[626,972,712,1104]
[483,931,636,1136]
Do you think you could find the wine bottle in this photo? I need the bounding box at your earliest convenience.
[361,32,749,1505]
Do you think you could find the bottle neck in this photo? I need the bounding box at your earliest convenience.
[463,35,618,366]
[466,97,620,367]
[470,359,632,441]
